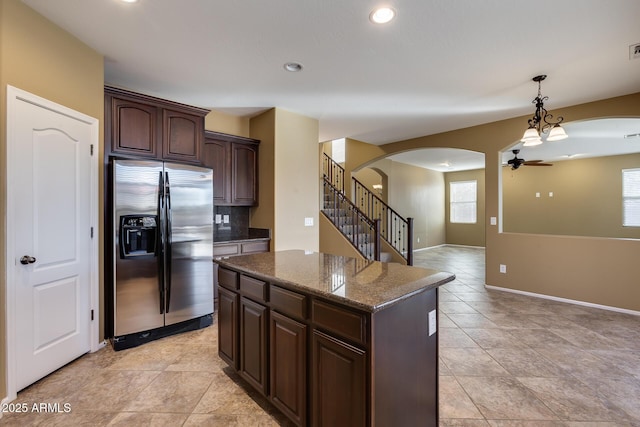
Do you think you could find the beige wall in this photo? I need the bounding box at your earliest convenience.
[503,153,640,239]
[363,159,446,250]
[343,92,640,312]
[1,0,104,400]
[445,169,486,246]
[319,215,365,259]
[353,167,387,203]
[250,109,276,242]
[205,110,250,137]
[251,108,320,252]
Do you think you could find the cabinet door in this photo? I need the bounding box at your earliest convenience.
[232,143,257,205]
[270,311,307,426]
[240,297,268,395]
[218,287,239,369]
[111,97,158,158]
[312,330,366,427]
[202,137,231,204]
[163,109,203,163]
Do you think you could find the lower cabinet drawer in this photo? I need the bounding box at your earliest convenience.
[240,275,267,302]
[270,285,307,320]
[213,244,239,257]
[218,267,238,290]
[241,240,269,254]
[312,300,366,345]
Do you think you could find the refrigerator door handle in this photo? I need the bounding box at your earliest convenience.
[165,171,172,313]
[157,171,165,315]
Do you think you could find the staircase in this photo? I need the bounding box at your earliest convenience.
[322,153,413,264]
[353,177,414,265]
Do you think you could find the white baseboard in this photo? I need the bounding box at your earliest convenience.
[92,339,107,353]
[485,285,640,317]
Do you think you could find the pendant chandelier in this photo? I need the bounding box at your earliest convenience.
[521,75,568,147]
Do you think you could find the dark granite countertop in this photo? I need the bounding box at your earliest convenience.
[215,250,454,313]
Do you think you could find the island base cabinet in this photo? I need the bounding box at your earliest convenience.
[312,330,366,427]
[218,287,238,369]
[240,297,268,396]
[270,312,307,426]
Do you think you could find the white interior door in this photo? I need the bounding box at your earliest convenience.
[7,87,96,392]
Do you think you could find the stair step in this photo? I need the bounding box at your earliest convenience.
[322,208,348,217]
[340,224,365,234]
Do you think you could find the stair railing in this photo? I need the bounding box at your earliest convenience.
[322,176,380,262]
[323,152,344,193]
[353,177,414,265]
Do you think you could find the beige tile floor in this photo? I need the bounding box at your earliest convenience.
[3,246,639,426]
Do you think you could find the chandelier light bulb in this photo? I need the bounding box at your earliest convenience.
[547,124,568,141]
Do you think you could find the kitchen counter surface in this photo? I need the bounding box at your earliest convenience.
[215,249,454,312]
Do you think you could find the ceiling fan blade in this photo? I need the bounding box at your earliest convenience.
[524,162,553,166]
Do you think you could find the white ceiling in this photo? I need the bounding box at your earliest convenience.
[22,0,640,169]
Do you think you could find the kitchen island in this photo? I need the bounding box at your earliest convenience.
[215,250,454,427]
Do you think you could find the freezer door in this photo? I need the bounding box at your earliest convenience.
[164,163,214,325]
[113,160,165,336]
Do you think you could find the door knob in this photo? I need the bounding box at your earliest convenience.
[20,255,36,265]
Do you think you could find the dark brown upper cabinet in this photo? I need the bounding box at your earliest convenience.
[105,86,208,164]
[203,131,259,206]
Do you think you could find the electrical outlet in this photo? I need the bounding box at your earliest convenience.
[535,192,540,198]
[223,215,230,224]
[490,216,497,225]
[630,43,640,60]
[428,310,436,336]
[549,192,554,197]
[499,264,507,274]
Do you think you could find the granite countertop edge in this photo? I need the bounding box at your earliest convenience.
[215,254,455,313]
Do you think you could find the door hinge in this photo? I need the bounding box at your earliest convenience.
[90,227,94,238]
[90,144,94,156]
[91,309,94,321]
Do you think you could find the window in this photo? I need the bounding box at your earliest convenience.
[622,168,640,227]
[332,138,345,164]
[450,180,477,224]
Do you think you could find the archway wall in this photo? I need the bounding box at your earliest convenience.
[342,92,640,312]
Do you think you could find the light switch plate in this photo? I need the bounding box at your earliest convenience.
[223,215,230,224]
[304,217,314,227]
[490,216,497,225]
[215,214,222,224]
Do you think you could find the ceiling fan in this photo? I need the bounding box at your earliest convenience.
[506,149,553,170]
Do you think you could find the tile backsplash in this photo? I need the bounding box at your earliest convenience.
[214,206,250,239]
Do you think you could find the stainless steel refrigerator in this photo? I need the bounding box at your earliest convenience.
[112,159,213,350]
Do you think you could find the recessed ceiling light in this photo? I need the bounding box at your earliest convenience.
[283,62,303,72]
[120,0,139,3]
[369,7,396,24]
